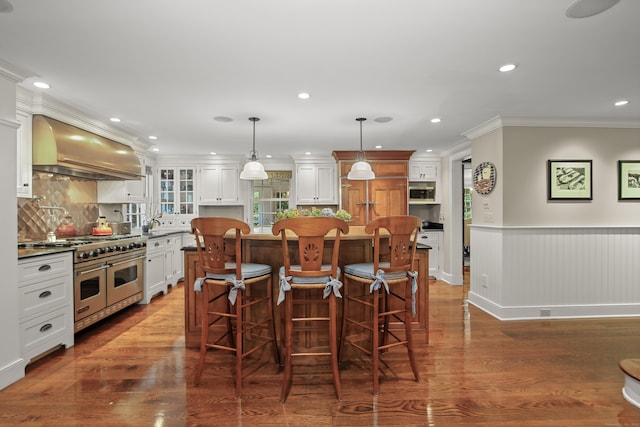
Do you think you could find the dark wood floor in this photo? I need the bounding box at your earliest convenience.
[2,276,640,426]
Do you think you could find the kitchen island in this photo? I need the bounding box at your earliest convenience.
[182,225,430,348]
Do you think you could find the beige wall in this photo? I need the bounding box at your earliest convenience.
[502,127,640,226]
[471,127,504,226]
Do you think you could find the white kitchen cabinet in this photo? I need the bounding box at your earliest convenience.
[295,163,337,204]
[165,234,184,288]
[417,231,443,279]
[16,111,32,198]
[409,161,439,182]
[97,154,147,203]
[142,233,184,304]
[198,165,239,205]
[158,167,196,215]
[143,236,167,304]
[97,178,146,203]
[18,252,74,365]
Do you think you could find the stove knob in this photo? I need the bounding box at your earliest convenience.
[105,246,114,253]
[128,243,136,250]
[134,242,142,248]
[89,250,98,257]
[78,252,89,259]
[97,248,106,254]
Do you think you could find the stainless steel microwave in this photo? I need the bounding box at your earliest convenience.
[409,183,435,203]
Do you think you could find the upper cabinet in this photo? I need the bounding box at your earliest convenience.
[97,155,147,203]
[409,161,439,181]
[16,111,32,198]
[295,162,338,205]
[198,165,240,205]
[158,167,196,215]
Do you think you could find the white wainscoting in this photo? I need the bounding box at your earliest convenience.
[468,225,640,320]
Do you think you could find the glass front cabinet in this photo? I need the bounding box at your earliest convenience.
[158,167,195,215]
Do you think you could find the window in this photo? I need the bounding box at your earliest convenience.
[252,171,291,233]
[124,203,146,230]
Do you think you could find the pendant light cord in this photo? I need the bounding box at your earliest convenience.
[249,117,260,161]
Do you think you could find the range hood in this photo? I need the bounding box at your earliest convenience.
[32,114,142,180]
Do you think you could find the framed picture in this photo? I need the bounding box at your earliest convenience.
[547,160,592,200]
[618,160,640,200]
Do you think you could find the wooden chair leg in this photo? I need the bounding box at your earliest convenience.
[329,292,342,400]
[280,291,293,402]
[235,290,243,397]
[266,277,281,366]
[338,277,349,363]
[372,286,380,396]
[404,280,420,383]
[194,284,210,386]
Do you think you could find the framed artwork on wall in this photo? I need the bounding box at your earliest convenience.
[618,160,640,200]
[547,160,592,200]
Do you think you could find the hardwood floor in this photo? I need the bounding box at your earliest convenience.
[2,278,640,426]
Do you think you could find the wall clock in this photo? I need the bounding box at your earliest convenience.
[473,162,497,195]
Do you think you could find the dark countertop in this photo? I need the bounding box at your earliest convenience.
[18,246,76,260]
[143,229,189,239]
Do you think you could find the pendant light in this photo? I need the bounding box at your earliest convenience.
[240,116,268,180]
[347,117,375,180]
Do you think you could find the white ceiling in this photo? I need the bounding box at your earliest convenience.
[0,0,638,159]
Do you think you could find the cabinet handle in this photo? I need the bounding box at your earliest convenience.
[39,290,52,299]
[38,264,52,272]
[39,323,53,333]
[23,183,29,187]
[77,306,90,314]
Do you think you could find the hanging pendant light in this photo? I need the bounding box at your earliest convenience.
[347,117,375,180]
[240,116,268,180]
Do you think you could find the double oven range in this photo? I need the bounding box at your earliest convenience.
[68,235,146,332]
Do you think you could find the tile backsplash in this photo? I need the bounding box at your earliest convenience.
[18,172,99,241]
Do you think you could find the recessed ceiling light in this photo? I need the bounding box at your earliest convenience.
[374,116,393,123]
[110,117,121,123]
[566,0,620,18]
[33,81,50,89]
[151,147,160,152]
[614,100,629,107]
[298,92,310,99]
[426,149,433,153]
[375,145,382,149]
[213,116,233,122]
[265,154,272,158]
[499,64,517,72]
[149,136,158,140]
[304,152,312,155]
[209,152,217,155]
[431,118,441,124]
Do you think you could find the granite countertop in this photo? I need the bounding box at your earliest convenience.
[18,246,75,260]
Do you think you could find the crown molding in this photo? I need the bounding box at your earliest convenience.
[463,116,640,140]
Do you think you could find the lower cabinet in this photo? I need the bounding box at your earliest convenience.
[18,252,74,366]
[142,233,185,304]
[418,231,442,279]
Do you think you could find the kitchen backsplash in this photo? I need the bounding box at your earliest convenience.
[17,171,99,242]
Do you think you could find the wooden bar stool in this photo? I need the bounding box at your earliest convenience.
[191,217,279,397]
[339,215,421,395]
[272,217,349,402]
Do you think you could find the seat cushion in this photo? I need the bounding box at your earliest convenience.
[206,262,272,281]
[278,265,340,283]
[344,262,407,281]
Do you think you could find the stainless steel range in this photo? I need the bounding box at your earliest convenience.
[69,234,147,332]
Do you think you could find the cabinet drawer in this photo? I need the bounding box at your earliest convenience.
[20,306,71,357]
[147,238,168,252]
[19,275,71,320]
[18,253,72,284]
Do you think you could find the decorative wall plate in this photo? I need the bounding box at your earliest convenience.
[473,162,497,195]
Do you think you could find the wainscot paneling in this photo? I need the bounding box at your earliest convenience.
[468,225,640,320]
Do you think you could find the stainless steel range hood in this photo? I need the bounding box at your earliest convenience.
[32,115,142,180]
